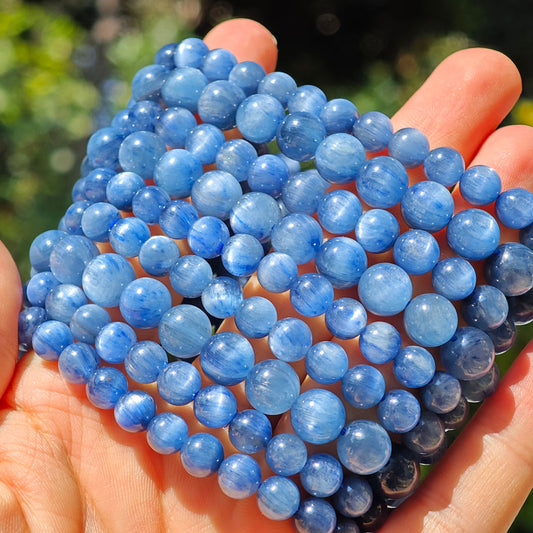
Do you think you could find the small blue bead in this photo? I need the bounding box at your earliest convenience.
[187,216,230,258]
[125,340,168,384]
[169,254,212,298]
[269,317,313,362]
[18,306,47,346]
[194,384,237,428]
[288,85,327,116]
[138,235,180,277]
[26,271,60,307]
[341,365,385,409]
[393,346,436,388]
[131,64,168,101]
[230,191,281,242]
[191,170,242,219]
[180,432,224,478]
[257,252,298,293]
[352,110,393,152]
[81,202,121,242]
[317,190,362,235]
[257,476,300,521]
[320,98,358,134]
[257,71,297,106]
[377,389,421,433]
[315,133,366,184]
[86,127,123,170]
[154,149,203,199]
[508,288,533,326]
[159,199,199,239]
[201,48,237,81]
[70,304,111,344]
[154,43,176,67]
[290,273,334,317]
[266,433,308,476]
[461,364,500,403]
[49,235,99,285]
[520,222,533,250]
[354,209,399,253]
[221,233,264,276]
[486,318,517,354]
[421,371,462,414]
[294,498,337,533]
[155,107,197,149]
[277,112,327,161]
[248,153,290,197]
[459,165,501,205]
[393,229,440,275]
[431,257,476,300]
[333,474,373,518]
[228,60,266,96]
[201,276,243,319]
[63,201,91,235]
[114,390,156,432]
[229,409,272,453]
[461,285,509,331]
[216,139,258,182]
[118,131,167,179]
[85,168,116,203]
[111,109,132,134]
[236,94,286,143]
[197,79,245,130]
[58,342,99,384]
[86,367,128,409]
[388,127,430,168]
[147,412,188,454]
[128,100,163,132]
[106,172,145,211]
[161,67,208,112]
[234,296,277,338]
[175,38,209,68]
[402,411,446,459]
[495,187,533,229]
[45,284,88,323]
[325,298,367,339]
[305,341,348,384]
[32,320,74,361]
[359,321,401,364]
[157,360,201,405]
[186,123,225,164]
[300,453,343,498]
[218,453,261,499]
[132,185,170,225]
[95,321,137,364]
[423,146,465,187]
[30,230,66,273]
[281,169,328,215]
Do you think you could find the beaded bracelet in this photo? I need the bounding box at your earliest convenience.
[17,34,533,532]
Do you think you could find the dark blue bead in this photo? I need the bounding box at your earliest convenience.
[217,454,261,499]
[85,167,116,203]
[236,94,286,144]
[393,346,436,388]
[320,98,358,134]
[439,396,470,430]
[197,80,245,130]
[402,411,446,460]
[155,107,197,149]
[341,365,385,409]
[431,257,476,301]
[114,390,156,432]
[333,474,373,518]
[228,60,266,96]
[86,367,128,409]
[421,371,461,414]
[18,306,47,346]
[486,318,516,354]
[352,111,393,152]
[461,285,509,331]
[201,48,237,81]
[157,360,201,405]
[193,384,237,428]
[388,127,429,168]
[459,165,501,206]
[354,209,399,253]
[228,409,272,453]
[460,364,499,403]
[508,288,533,325]
[315,133,366,184]
[300,453,343,498]
[161,67,208,112]
[377,389,421,433]
[128,100,163,132]
[180,432,224,478]
[58,342,99,384]
[154,149,203,199]
[495,187,533,229]
[125,340,168,384]
[257,476,300,521]
[147,412,188,454]
[63,201,91,235]
[277,112,327,161]
[216,139,258,182]
[32,320,73,361]
[520,222,533,250]
[86,127,123,170]
[293,498,337,533]
[393,230,440,275]
[423,146,465,187]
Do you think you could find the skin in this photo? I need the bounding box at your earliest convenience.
[1,17,532,533]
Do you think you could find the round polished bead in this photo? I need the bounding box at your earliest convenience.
[320,98,358,134]
[266,433,308,476]
[197,80,245,130]
[422,371,462,414]
[359,321,401,364]
[257,252,298,293]
[423,146,465,187]
[180,432,224,477]
[221,233,264,276]
[333,474,373,518]
[248,153,290,198]
[32,320,74,361]
[154,149,203,199]
[460,363,500,403]
[202,48,237,81]
[86,127,123,169]
[354,209,399,253]
[157,360,201,405]
[521,223,533,250]
[228,409,272,453]
[269,317,313,362]
[138,236,180,277]
[185,123,225,165]
[459,165,501,205]
[216,139,258,182]
[439,396,470,430]
[325,298,367,340]
[301,453,343,498]
[236,94,286,143]
[358,263,412,316]
[341,365,385,409]
[377,389,421,433]
[234,296,277,338]
[461,285,509,330]
[257,476,300,521]
[191,170,242,220]
[230,191,281,242]
[287,84,327,116]
[257,71,297,106]
[315,133,366,184]
[132,186,170,225]
[63,200,90,235]
[58,342,99,384]
[86,367,128,410]
[108,217,151,258]
[114,390,156,432]
[245,359,300,415]
[317,190,362,235]
[128,100,163,132]
[30,229,66,272]
[147,412,188,454]
[403,293,458,347]
[131,64,168,100]
[305,341,348,384]
[281,169,328,215]
[388,127,429,168]
[70,304,111,344]
[402,411,446,460]
[18,306,46,345]
[290,273,334,317]
[49,235,99,285]
[218,454,261,500]
[201,276,243,319]
[72,178,87,202]
[154,107,196,149]
[95,321,137,364]
[277,112,327,161]
[393,346,436,388]
[118,131,166,179]
[175,38,209,68]
[169,255,213,298]
[187,216,230,258]
[85,168,116,202]
[352,111,393,152]
[294,498,337,533]
[159,305,212,358]
[194,384,237,428]
[45,284,88,323]
[495,187,533,229]
[393,230,440,275]
[125,341,168,384]
[161,67,208,111]
[106,172,145,211]
[229,60,266,96]
[431,257,476,301]
[508,288,533,325]
[486,318,517,354]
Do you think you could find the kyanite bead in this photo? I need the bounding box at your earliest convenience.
[86,126,123,170]
[393,346,436,388]
[118,131,167,179]
[305,341,348,384]
[333,474,373,518]
[287,85,327,116]
[146,412,189,456]
[354,209,399,253]
[221,233,264,277]
[49,235,99,285]
[125,341,168,384]
[486,318,517,354]
[159,305,212,358]
[257,252,298,293]
[393,230,440,275]
[459,165,501,205]
[320,98,358,134]
[86,367,128,409]
[85,168,116,203]
[266,433,308,476]
[440,396,470,430]
[234,296,277,338]
[269,317,313,363]
[114,390,156,432]
[431,257,476,301]
[423,146,465,187]
[230,191,281,242]
[325,298,367,339]
[300,453,343,498]
[461,285,509,330]
[495,187,533,229]
[217,454,261,499]
[281,169,328,215]
[315,133,366,184]
[202,48,237,81]
[185,123,225,165]
[187,215,230,258]
[293,498,337,533]
[45,284,88,323]
[194,384,237,428]
[29,229,66,272]
[201,276,243,319]
[402,411,446,461]
[161,67,208,112]
[403,293,458,347]
[70,304,111,344]
[377,390,421,433]
[290,273,334,317]
[228,409,272,453]
[520,222,533,250]
[257,71,297,106]
[175,38,209,68]
[245,359,300,415]
[359,321,401,364]
[277,112,327,161]
[157,360,201,405]
[132,185,170,225]
[95,321,137,364]
[352,110,393,152]
[131,64,168,101]
[341,365,385,409]
[216,139,258,182]
[236,94,286,143]
[169,255,213,298]
[388,127,430,168]
[18,306,46,345]
[63,201,90,235]
[257,476,300,521]
[58,343,99,384]
[317,190,362,235]
[180,432,224,478]
[422,371,462,414]
[128,100,163,132]
[154,107,197,149]
[138,235,180,277]
[291,389,346,445]
[229,60,266,96]
[153,149,203,198]
[460,364,500,403]
[109,217,151,257]
[106,171,145,211]
[508,288,533,325]
[247,153,290,198]
[337,419,392,475]
[32,320,74,361]
[197,79,245,130]
[191,170,242,219]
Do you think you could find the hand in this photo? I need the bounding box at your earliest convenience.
[0,18,532,533]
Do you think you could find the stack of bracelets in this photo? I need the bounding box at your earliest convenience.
[17,35,533,532]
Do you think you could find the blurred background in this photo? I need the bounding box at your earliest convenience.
[1,0,532,529]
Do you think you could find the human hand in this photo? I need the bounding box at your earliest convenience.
[2,17,533,533]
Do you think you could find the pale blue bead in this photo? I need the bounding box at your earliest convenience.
[245,359,300,415]
[202,48,237,81]
[337,419,392,475]
[30,229,66,272]
[218,453,261,499]
[18,306,46,346]
[352,110,393,152]
[159,200,199,239]
[282,169,328,215]
[49,235,99,285]
[315,133,366,184]
[393,229,440,275]
[485,242,533,296]
[422,371,462,414]
[236,94,286,143]
[294,498,337,533]
[95,321,137,364]
[175,38,209,68]
[333,474,373,519]
[106,171,145,211]
[216,139,258,182]
[269,317,313,362]
[305,341,348,384]
[423,146,465,188]
[401,181,454,232]
[185,123,225,164]
[388,127,429,168]
[325,297,367,339]
[291,389,345,444]
[377,389,421,433]
[431,257,476,300]
[230,191,281,242]
[63,201,90,235]
[157,360,201,405]
[257,476,300,521]
[459,165,501,205]
[257,252,298,293]
[201,276,243,319]
[229,60,266,96]
[359,321,401,364]
[301,453,343,498]
[358,263,412,316]
[194,384,237,428]
[169,255,212,298]
[288,85,327,116]
[125,340,168,384]
[290,273,334,317]
[180,432,224,477]
[132,185,170,225]
[161,67,208,111]
[257,71,297,106]
[109,216,151,258]
[191,170,242,219]
[248,153,290,197]
[114,390,156,432]
[229,409,272,453]
[155,107,197,149]
[147,412,188,454]
[495,187,533,229]
[266,433,308,476]
[394,346,436,388]
[45,284,88,323]
[58,342,99,384]
[70,304,111,344]
[27,272,60,307]
[320,98,358,134]
[277,112,327,161]
[317,190,362,235]
[33,320,74,361]
[138,235,180,277]
[81,202,121,242]
[447,208,500,260]
[187,216,230,258]
[197,80,245,130]
[131,64,168,101]
[354,209,399,253]
[234,296,277,338]
[118,131,167,179]
[341,365,385,408]
[86,367,128,409]
[461,285,508,330]
[85,168,116,203]
[159,304,212,358]
[87,127,123,170]
[154,149,203,198]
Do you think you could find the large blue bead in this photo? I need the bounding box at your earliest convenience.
[281,169,328,215]
[146,412,188,454]
[80,203,121,242]
[45,284,88,323]
[197,80,245,130]
[461,285,509,331]
[265,433,308,476]
[352,111,393,152]
[180,432,224,478]
[332,474,373,518]
[293,498,337,533]
[161,67,208,112]
[359,321,401,364]
[49,235,99,286]
[191,170,242,220]
[216,139,258,182]
[268,317,313,362]
[58,342,99,384]
[305,341,348,384]
[393,229,440,275]
[277,112,327,161]
[201,276,243,319]
[325,298,367,339]
[423,146,465,187]
[354,209,399,253]
[315,133,366,184]
[236,94,286,143]
[459,165,501,206]
[194,384,237,428]
[109,217,151,257]
[32,320,74,361]
[131,64,168,101]
[86,127,123,170]
[118,131,167,179]
[228,409,272,453]
[86,367,128,409]
[377,389,421,433]
[300,453,343,498]
[388,127,429,168]
[114,390,156,432]
[217,454,261,499]
[157,360,201,405]
[95,321,137,364]
[125,340,168,384]
[257,476,300,521]
[154,107,197,149]
[288,84,327,116]
[169,255,213,298]
[154,149,203,199]
[341,365,385,408]
[230,191,281,242]
[290,273,334,317]
[393,346,436,388]
[431,257,476,301]
[495,187,533,229]
[257,252,298,293]
[317,190,362,235]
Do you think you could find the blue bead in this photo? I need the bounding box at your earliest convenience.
[197,79,245,130]
[282,169,328,215]
[218,453,261,499]
[58,342,99,384]
[440,396,470,430]
[32,320,73,361]
[257,71,297,106]
[358,263,412,316]
[460,364,500,403]
[356,156,408,208]
[402,411,446,459]
[216,139,258,182]
[71,178,87,202]
[159,199,199,239]
[288,85,327,116]
[248,153,290,197]
[201,276,243,319]
[377,389,421,433]
[325,298,367,339]
[301,453,343,498]
[229,60,266,96]
[341,365,385,408]
[85,168,116,203]
[320,98,358,134]
[520,222,533,250]
[81,202,121,242]
[26,272,60,307]
[266,433,308,476]
[354,209,399,253]
[128,100,163,132]
[257,476,300,521]
[186,123,225,164]
[393,229,440,275]
[125,340,168,384]
[161,67,208,112]
[269,317,313,362]
[138,235,180,276]
[257,252,298,293]
[70,304,111,344]
[317,190,362,235]
[106,172,145,211]
[236,94,286,143]
[86,127,124,170]
[147,412,188,454]
[305,341,348,384]
[423,146,465,187]
[30,230,66,272]
[114,390,156,432]
[291,389,345,444]
[337,419,392,475]
[421,371,462,414]
[271,213,323,264]
[245,359,301,415]
[169,254,213,298]
[234,296,277,338]
[157,360,201,405]
[333,474,373,518]
[228,409,272,453]
[404,293,458,347]
[352,111,393,152]
[441,327,495,380]
[194,384,237,428]
[131,64,168,101]
[49,235,99,285]
[459,165,501,205]
[175,38,209,68]
[155,107,197,149]
[95,321,137,364]
[154,149,203,199]
[180,432,224,477]
[159,304,212,358]
[315,133,366,184]
[431,257,476,300]
[86,367,128,409]
[359,321,401,364]
[118,131,167,179]
[191,170,242,219]
[486,318,517,354]
[508,288,533,325]
[230,191,281,242]
[290,273,334,317]
[202,48,237,81]
[18,306,46,346]
[45,284,88,323]
[111,108,132,134]
[294,498,337,533]
[447,208,500,260]
[388,127,429,168]
[277,112,327,161]
[154,43,176,67]
[393,346,436,388]
[132,185,170,225]
[63,201,91,235]
[187,216,230,258]
[495,187,533,229]
[461,285,509,330]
